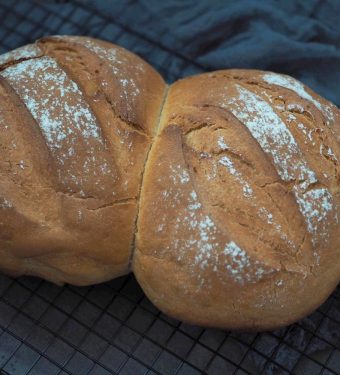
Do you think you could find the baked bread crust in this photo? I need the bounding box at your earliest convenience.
[0,36,166,285]
[134,70,340,330]
[0,38,339,329]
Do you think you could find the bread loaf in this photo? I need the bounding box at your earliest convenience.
[0,36,339,330]
[134,70,340,330]
[0,36,166,285]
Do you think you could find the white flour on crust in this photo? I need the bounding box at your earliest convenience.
[223,84,334,246]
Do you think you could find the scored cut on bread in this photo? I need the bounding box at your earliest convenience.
[0,36,166,285]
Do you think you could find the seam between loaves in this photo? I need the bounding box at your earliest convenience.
[128,84,170,271]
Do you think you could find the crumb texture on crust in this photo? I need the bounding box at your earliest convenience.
[134,69,340,330]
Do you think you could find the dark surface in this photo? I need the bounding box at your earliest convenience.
[0,1,339,374]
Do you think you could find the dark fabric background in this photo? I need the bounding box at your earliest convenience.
[92,0,340,106]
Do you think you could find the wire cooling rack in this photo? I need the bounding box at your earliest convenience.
[0,1,339,374]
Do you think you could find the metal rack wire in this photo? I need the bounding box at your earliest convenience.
[0,1,339,374]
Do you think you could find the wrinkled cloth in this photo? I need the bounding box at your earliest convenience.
[92,0,340,106]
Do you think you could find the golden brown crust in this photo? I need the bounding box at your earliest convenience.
[134,69,340,330]
[0,38,339,330]
[39,36,165,135]
[0,36,166,285]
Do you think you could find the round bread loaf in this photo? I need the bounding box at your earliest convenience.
[133,69,340,330]
[0,36,166,285]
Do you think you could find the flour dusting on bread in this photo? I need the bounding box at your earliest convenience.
[1,56,115,191]
[0,198,13,209]
[2,57,101,145]
[262,72,334,124]
[0,44,42,66]
[294,188,333,239]
[218,148,295,249]
[219,156,253,198]
[223,241,273,284]
[71,38,143,101]
[224,84,334,245]
[177,185,275,284]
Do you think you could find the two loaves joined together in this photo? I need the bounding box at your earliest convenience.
[0,36,339,330]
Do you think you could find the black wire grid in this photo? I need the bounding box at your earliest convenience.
[0,1,339,374]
